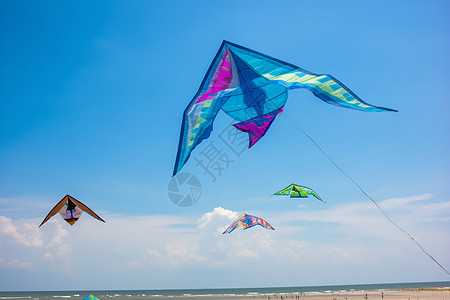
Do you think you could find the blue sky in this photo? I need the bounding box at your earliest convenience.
[0,0,449,291]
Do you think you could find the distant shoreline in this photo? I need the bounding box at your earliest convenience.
[252,289,450,300]
[1,283,449,299]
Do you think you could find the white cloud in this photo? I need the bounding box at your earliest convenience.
[235,248,259,260]
[146,249,163,259]
[42,253,53,260]
[0,194,448,290]
[0,216,76,275]
[198,207,238,228]
[165,242,207,266]
[0,196,53,214]
[126,260,145,268]
[0,216,43,247]
[269,194,450,241]
[0,257,35,270]
[380,193,433,209]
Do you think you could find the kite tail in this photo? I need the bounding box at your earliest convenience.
[285,112,450,276]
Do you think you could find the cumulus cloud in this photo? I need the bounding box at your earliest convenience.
[128,200,449,274]
[0,195,448,290]
[0,216,74,274]
[0,216,43,247]
[198,207,238,228]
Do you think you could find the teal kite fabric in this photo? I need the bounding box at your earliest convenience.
[83,295,101,300]
[173,41,396,175]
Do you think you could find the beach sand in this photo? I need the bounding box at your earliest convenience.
[254,289,450,300]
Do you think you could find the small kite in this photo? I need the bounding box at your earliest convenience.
[273,184,324,202]
[223,213,275,234]
[39,194,105,227]
[173,40,396,175]
[83,296,101,300]
[83,295,101,300]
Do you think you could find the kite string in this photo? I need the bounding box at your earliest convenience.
[284,112,450,276]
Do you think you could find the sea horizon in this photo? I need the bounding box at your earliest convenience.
[1,281,449,299]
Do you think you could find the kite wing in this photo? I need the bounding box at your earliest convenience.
[174,41,396,175]
[174,47,239,176]
[273,184,324,202]
[222,213,275,234]
[68,195,105,223]
[39,194,105,227]
[273,184,295,196]
[38,196,68,227]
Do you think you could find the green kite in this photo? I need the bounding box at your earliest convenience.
[273,184,324,202]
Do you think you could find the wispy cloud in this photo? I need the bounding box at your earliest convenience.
[0,257,35,271]
[380,193,433,209]
[0,196,50,214]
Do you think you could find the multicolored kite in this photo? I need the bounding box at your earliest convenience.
[173,41,396,175]
[39,194,105,227]
[273,184,324,202]
[223,213,275,234]
[83,295,102,300]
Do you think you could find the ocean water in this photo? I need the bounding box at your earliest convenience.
[0,282,449,300]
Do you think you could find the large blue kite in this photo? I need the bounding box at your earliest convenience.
[173,41,396,175]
